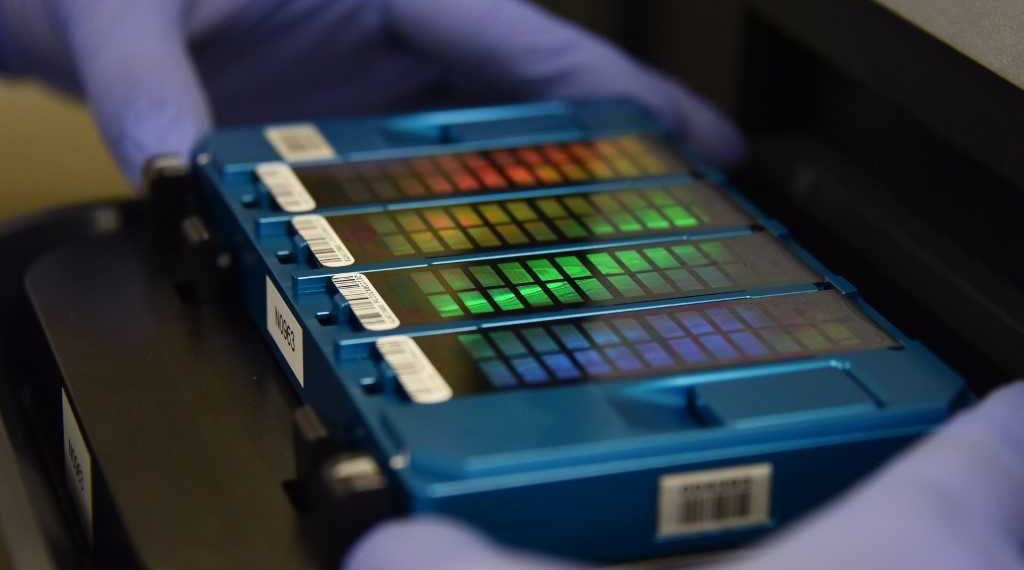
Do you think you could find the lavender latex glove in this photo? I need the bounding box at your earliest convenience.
[0,0,745,186]
[345,381,1024,570]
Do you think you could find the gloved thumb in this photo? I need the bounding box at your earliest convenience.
[728,381,1024,570]
[343,516,583,570]
[54,0,211,187]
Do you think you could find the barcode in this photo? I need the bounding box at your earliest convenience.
[375,336,452,404]
[291,215,354,267]
[657,463,772,537]
[332,273,401,332]
[264,123,337,162]
[256,162,316,213]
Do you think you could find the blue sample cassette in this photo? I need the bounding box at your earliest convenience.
[195,100,970,562]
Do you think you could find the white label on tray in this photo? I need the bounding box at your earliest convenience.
[376,336,452,404]
[264,123,336,162]
[291,215,355,268]
[62,387,92,542]
[657,463,772,537]
[255,162,316,213]
[266,276,304,386]
[332,273,401,332]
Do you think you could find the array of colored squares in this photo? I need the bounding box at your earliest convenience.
[323,184,750,262]
[361,234,817,326]
[289,135,688,209]
[412,291,896,393]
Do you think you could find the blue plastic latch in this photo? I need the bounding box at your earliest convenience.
[759,218,789,236]
[444,115,582,142]
[825,274,857,294]
[693,368,877,428]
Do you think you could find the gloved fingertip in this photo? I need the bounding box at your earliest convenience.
[56,0,211,187]
[980,379,1024,409]
[948,380,1024,431]
[631,79,745,169]
[343,516,585,570]
[342,516,495,570]
[864,379,1024,530]
[950,380,1024,448]
[105,91,211,188]
[674,87,749,169]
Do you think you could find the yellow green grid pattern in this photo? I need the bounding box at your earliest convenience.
[407,240,756,319]
[362,186,730,257]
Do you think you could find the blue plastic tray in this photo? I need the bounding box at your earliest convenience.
[195,99,970,562]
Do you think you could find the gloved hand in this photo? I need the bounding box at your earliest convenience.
[0,0,746,186]
[344,381,1024,570]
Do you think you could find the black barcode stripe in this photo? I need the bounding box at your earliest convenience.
[676,477,755,525]
[293,218,348,265]
[659,463,770,537]
[272,182,304,209]
[378,340,431,384]
[257,163,316,212]
[375,336,452,403]
[264,125,335,161]
[334,274,398,330]
[277,131,325,153]
[378,341,422,373]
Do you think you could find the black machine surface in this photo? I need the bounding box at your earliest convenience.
[0,2,1021,568]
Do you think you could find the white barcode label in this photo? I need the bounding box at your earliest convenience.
[376,336,452,404]
[266,276,305,386]
[62,387,92,542]
[657,463,772,537]
[332,273,401,332]
[264,123,337,162]
[291,215,355,268]
[255,162,316,213]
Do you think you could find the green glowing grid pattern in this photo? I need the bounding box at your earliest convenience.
[290,135,689,208]
[358,233,818,326]
[323,184,750,262]
[412,290,896,393]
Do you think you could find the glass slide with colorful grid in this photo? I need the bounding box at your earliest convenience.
[375,290,896,400]
[287,182,752,268]
[200,101,697,218]
[280,134,687,210]
[195,99,971,563]
[251,134,689,213]
[328,232,819,335]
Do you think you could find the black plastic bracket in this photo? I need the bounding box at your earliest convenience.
[290,405,399,568]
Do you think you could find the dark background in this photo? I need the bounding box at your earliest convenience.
[539,2,744,113]
[538,1,1024,394]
